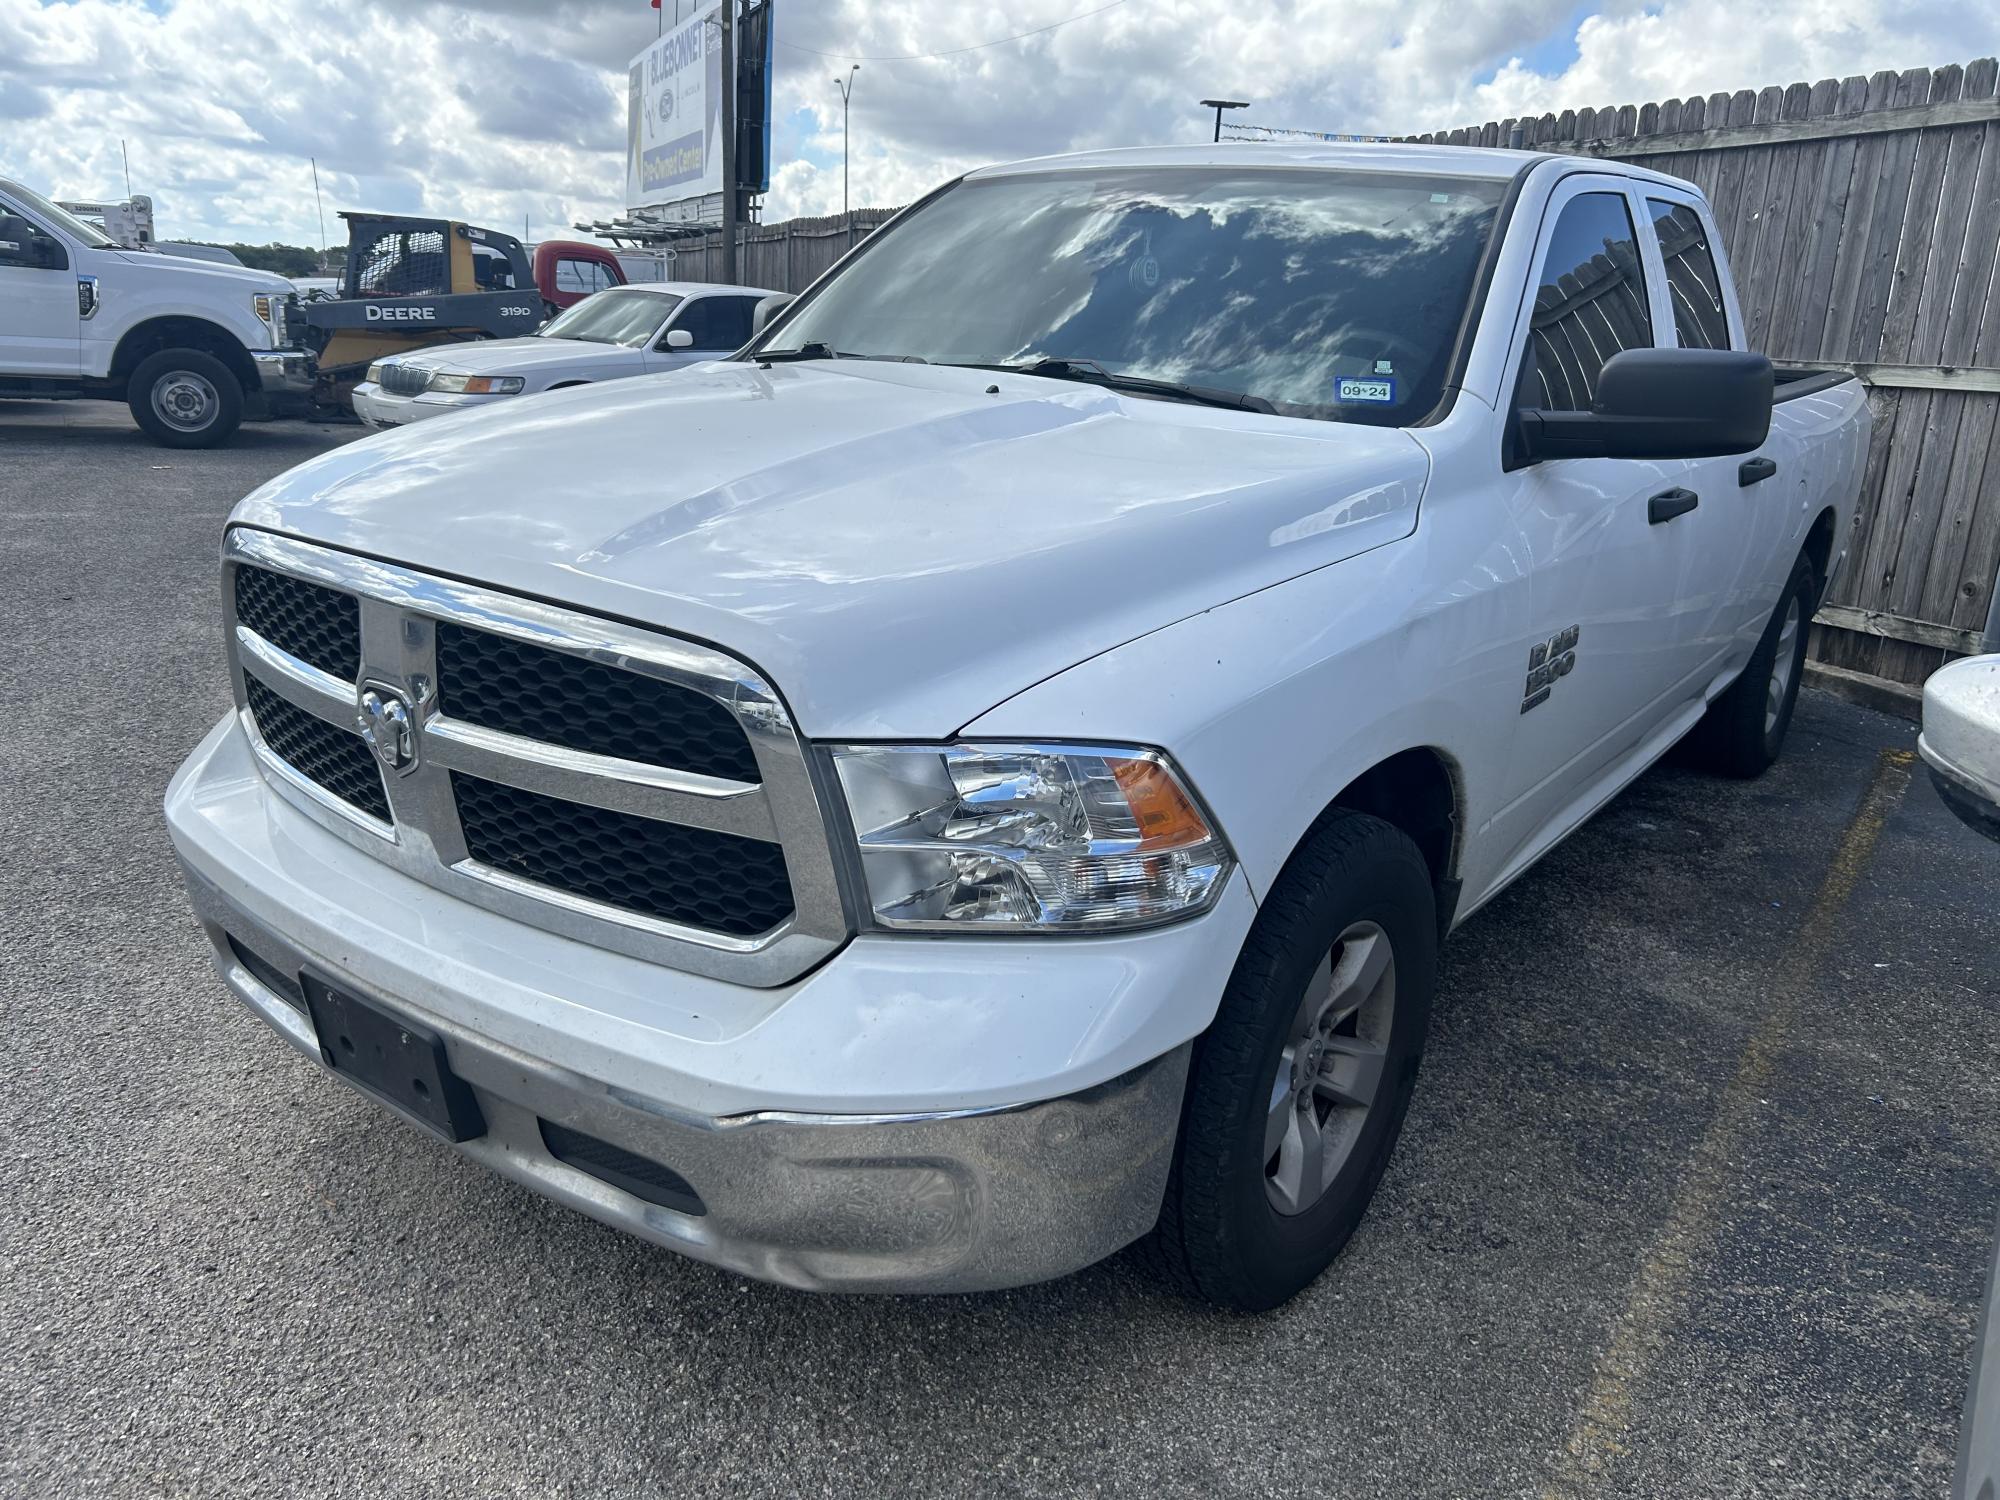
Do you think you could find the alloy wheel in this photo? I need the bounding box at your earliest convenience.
[1264,920,1396,1216]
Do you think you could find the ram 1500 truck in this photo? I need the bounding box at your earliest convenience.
[165,144,1868,1309]
[0,177,311,447]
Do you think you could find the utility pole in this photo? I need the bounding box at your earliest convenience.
[835,65,859,216]
[719,0,737,284]
[1200,98,1249,142]
[310,157,329,275]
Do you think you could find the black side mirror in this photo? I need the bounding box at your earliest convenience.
[33,234,64,269]
[750,293,796,339]
[1519,348,1773,462]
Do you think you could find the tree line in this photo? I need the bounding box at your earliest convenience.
[188,242,334,277]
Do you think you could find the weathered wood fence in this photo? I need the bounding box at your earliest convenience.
[1405,57,2000,686]
[648,209,895,294]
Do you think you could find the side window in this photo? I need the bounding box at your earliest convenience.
[472,244,515,291]
[1647,199,1730,351]
[672,296,754,351]
[1520,191,1653,412]
[555,259,591,295]
[0,202,63,270]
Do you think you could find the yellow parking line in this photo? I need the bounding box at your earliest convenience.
[1542,748,1916,1497]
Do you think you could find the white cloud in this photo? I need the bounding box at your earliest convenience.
[0,0,1988,248]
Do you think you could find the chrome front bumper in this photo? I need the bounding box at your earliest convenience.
[250,350,315,417]
[177,860,1191,1293]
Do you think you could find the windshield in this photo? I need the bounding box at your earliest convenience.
[766,167,1509,425]
[0,179,119,249]
[540,288,681,347]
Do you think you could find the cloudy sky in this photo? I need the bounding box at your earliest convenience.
[0,0,1987,247]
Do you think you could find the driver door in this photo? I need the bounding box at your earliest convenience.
[0,198,80,377]
[1486,176,1712,865]
[649,294,758,371]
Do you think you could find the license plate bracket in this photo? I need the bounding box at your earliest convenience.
[302,974,486,1144]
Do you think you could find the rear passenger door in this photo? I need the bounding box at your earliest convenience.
[1494,176,1714,838]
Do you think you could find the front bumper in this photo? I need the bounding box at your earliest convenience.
[250,350,314,418]
[165,715,1248,1291]
[351,382,493,430]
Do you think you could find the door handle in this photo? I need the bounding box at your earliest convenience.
[1738,456,1778,486]
[1648,487,1700,524]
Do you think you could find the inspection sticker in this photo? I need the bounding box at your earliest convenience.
[1336,377,1397,404]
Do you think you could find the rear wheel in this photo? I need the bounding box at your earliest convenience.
[1145,810,1437,1311]
[1684,553,1816,778]
[127,348,244,449]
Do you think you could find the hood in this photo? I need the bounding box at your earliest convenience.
[385,336,647,379]
[233,360,1430,738]
[107,247,291,295]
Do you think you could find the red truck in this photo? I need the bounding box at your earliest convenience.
[531,240,638,316]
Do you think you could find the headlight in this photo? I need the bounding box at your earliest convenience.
[426,372,525,396]
[363,362,385,385]
[830,742,1232,932]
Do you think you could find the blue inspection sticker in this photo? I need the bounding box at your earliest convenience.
[1336,376,1397,404]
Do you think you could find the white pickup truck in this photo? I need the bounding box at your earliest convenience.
[166,144,1867,1309]
[0,176,311,446]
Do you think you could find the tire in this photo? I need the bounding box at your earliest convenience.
[1145,809,1438,1311]
[127,348,244,449]
[1684,553,1816,778]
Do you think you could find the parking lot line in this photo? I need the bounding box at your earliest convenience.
[1542,747,1918,1497]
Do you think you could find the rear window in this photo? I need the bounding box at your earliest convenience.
[1647,199,1730,351]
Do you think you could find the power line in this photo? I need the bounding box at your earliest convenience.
[776,0,1129,62]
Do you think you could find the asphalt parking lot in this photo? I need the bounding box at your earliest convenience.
[3,400,1996,1499]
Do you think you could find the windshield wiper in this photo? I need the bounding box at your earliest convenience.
[752,342,929,365]
[964,357,1276,414]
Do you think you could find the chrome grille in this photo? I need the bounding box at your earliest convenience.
[244,677,390,823]
[378,364,432,396]
[435,622,760,782]
[234,565,360,681]
[221,528,849,987]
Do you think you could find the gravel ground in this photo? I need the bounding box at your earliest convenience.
[3,401,1996,1498]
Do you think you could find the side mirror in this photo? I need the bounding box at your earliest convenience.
[662,327,695,350]
[33,235,64,269]
[750,293,796,339]
[1518,349,1773,462]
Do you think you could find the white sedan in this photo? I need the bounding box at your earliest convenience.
[351,280,780,429]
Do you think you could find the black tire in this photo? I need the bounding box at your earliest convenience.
[127,348,244,449]
[1684,553,1816,778]
[1145,810,1438,1311]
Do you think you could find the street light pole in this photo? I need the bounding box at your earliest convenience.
[719,0,737,285]
[834,65,859,216]
[1200,97,1249,142]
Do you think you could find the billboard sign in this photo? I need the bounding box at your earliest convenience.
[627,1,722,210]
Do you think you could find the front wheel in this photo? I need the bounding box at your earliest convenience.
[1145,809,1438,1311]
[127,348,244,449]
[1684,553,1816,778]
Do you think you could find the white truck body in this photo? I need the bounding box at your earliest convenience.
[0,176,310,442]
[165,144,1868,1302]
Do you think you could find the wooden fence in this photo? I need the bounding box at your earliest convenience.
[1404,57,2000,685]
[648,208,895,294]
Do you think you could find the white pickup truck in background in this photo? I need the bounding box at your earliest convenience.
[166,143,1866,1310]
[0,176,311,447]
